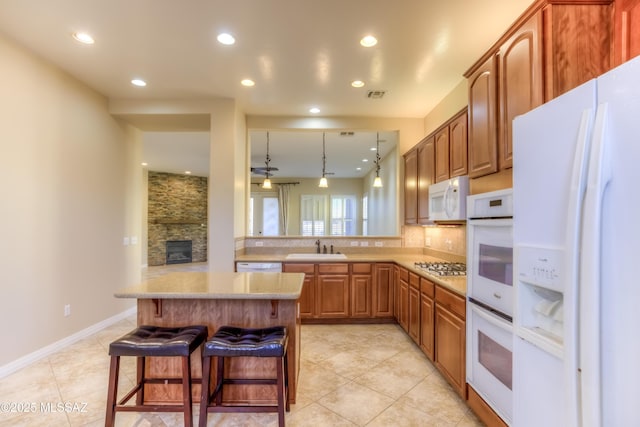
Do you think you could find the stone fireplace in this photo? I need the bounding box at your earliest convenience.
[147,171,208,266]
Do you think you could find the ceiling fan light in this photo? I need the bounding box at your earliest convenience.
[319,176,328,188]
[262,178,272,189]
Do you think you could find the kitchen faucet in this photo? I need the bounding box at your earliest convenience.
[315,240,320,254]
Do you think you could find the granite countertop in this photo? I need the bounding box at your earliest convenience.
[114,271,305,300]
[235,253,467,296]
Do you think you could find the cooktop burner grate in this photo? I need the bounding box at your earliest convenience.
[414,262,467,276]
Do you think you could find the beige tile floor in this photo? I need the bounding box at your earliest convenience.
[0,263,484,426]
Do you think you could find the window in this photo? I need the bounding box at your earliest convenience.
[362,194,368,236]
[331,195,357,236]
[300,195,326,236]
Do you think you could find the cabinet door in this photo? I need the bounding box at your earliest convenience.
[468,53,499,178]
[434,127,450,183]
[317,274,349,318]
[614,0,640,66]
[435,304,466,397]
[420,278,435,361]
[398,269,409,332]
[417,136,435,224]
[408,284,421,344]
[449,111,468,178]
[373,263,394,317]
[404,149,418,225]
[350,274,372,318]
[499,11,543,171]
[283,263,315,318]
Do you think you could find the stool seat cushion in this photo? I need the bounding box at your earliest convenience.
[109,325,208,357]
[204,326,287,358]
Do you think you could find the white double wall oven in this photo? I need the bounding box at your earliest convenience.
[466,189,514,425]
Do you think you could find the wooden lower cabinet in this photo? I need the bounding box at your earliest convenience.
[351,263,372,318]
[398,267,410,332]
[434,286,466,398]
[408,272,421,344]
[467,385,508,427]
[317,263,349,318]
[373,263,394,317]
[420,278,435,361]
[283,263,315,318]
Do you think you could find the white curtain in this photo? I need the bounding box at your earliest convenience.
[278,184,291,235]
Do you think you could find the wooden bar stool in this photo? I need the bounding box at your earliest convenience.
[199,326,289,427]
[105,325,208,427]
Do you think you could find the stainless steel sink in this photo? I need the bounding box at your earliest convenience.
[285,253,347,260]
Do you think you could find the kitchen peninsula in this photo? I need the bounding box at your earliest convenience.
[114,271,304,405]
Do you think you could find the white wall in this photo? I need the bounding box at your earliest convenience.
[365,148,399,235]
[0,34,140,366]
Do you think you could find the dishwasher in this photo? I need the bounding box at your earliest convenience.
[236,262,282,273]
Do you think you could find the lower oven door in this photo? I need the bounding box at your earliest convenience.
[467,302,513,425]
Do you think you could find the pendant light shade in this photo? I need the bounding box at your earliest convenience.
[262,132,272,189]
[319,132,328,188]
[373,132,383,188]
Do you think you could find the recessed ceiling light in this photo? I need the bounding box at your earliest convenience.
[241,79,255,87]
[360,35,377,47]
[370,147,377,151]
[72,32,94,44]
[217,33,235,45]
[356,167,362,171]
[141,162,148,166]
[362,159,369,162]
[185,171,192,175]
[309,107,321,114]
[131,79,147,87]
[351,80,365,88]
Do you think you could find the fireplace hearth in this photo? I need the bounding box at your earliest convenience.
[166,240,192,264]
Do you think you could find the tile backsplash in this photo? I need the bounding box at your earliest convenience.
[423,224,466,257]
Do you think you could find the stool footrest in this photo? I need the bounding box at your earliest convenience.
[205,405,281,413]
[221,378,278,385]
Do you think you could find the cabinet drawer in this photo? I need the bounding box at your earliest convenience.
[351,263,372,274]
[318,263,349,274]
[421,278,435,298]
[409,272,420,289]
[283,263,315,274]
[435,286,466,319]
[398,267,409,282]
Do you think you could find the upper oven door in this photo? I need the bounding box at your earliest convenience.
[468,218,513,316]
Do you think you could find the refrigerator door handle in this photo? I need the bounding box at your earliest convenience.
[564,108,595,426]
[580,102,612,427]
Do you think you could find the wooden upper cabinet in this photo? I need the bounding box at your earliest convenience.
[468,53,498,178]
[543,1,612,99]
[417,136,435,224]
[403,149,418,225]
[614,0,640,66]
[499,11,543,171]
[466,0,612,183]
[449,111,468,178]
[434,128,450,183]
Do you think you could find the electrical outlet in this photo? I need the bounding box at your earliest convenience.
[255,241,264,247]
[425,237,432,247]
[130,236,138,245]
[446,239,453,251]
[351,241,359,246]
[374,241,383,247]
[123,237,130,246]
[64,304,71,317]
[360,241,369,247]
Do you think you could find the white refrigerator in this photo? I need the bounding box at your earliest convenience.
[512,55,640,427]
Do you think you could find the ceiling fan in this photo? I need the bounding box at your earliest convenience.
[250,166,279,176]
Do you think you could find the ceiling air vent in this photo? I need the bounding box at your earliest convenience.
[367,90,386,99]
[340,131,354,136]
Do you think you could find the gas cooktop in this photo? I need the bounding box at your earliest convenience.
[414,262,467,277]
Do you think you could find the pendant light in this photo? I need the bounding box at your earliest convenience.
[262,132,272,189]
[319,132,328,188]
[373,132,383,188]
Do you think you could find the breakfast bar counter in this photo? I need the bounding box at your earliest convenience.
[114,271,305,406]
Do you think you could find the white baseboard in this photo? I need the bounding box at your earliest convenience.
[0,306,137,379]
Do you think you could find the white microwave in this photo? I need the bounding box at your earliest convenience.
[428,176,469,221]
